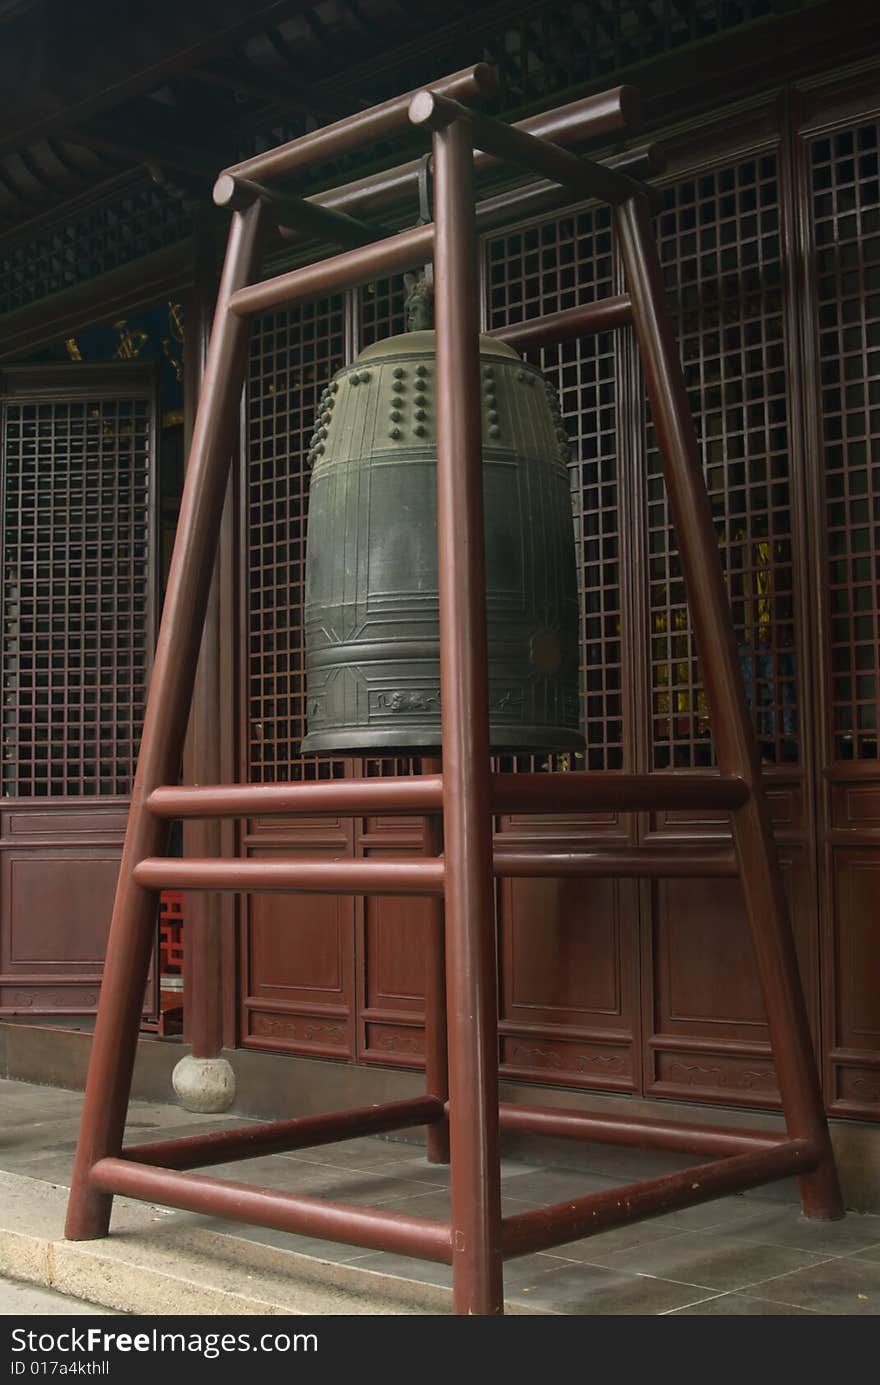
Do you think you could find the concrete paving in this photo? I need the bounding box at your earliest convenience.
[0,1277,121,1316]
[1,1076,879,1315]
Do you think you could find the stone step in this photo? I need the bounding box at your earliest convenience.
[0,1170,452,1316]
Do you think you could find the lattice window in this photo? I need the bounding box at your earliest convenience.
[812,120,880,763]
[647,153,798,769]
[246,298,346,782]
[359,275,408,350]
[1,395,152,797]
[486,205,621,771]
[0,182,191,318]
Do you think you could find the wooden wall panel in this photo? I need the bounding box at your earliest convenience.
[356,804,431,1065]
[498,872,638,1091]
[824,847,880,1116]
[646,856,817,1108]
[242,871,355,1059]
[800,105,880,1122]
[0,848,119,1011]
[643,842,814,1102]
[358,890,431,1067]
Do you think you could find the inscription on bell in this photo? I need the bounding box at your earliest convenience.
[302,330,584,754]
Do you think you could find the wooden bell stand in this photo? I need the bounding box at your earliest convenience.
[64,64,843,1316]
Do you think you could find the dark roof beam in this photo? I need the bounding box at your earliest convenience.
[44,138,94,184]
[0,162,40,208]
[69,88,234,179]
[306,0,526,102]
[265,24,298,66]
[301,7,330,44]
[0,1,318,158]
[69,120,223,180]
[340,0,372,38]
[15,146,54,197]
[189,59,342,122]
[162,73,225,125]
[262,18,363,97]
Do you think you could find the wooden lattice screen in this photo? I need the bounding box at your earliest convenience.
[647,153,799,769]
[1,369,154,798]
[812,119,880,764]
[245,298,346,783]
[486,206,622,773]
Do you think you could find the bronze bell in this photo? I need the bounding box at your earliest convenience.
[301,329,583,754]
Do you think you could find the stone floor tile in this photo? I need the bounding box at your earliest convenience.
[496,1166,620,1205]
[665,1291,820,1315]
[362,1153,540,1187]
[345,1250,565,1298]
[581,1227,831,1291]
[741,1176,801,1206]
[0,1148,79,1184]
[753,1256,880,1314]
[275,1135,424,1172]
[711,1205,880,1257]
[360,1155,454,1186]
[0,1276,123,1316]
[0,1083,84,1125]
[648,1192,797,1232]
[124,1098,247,1130]
[355,1187,540,1220]
[344,1251,453,1290]
[202,1155,439,1207]
[538,1216,689,1261]
[193,1216,380,1265]
[503,1261,718,1315]
[847,1239,880,1263]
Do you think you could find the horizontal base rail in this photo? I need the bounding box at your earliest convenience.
[229,222,434,318]
[87,1135,814,1268]
[148,776,444,818]
[133,856,445,894]
[135,846,737,891]
[489,296,633,348]
[501,1140,818,1258]
[498,1102,784,1157]
[493,845,737,877]
[148,771,749,820]
[123,1096,444,1171]
[89,1159,453,1263]
[493,772,749,814]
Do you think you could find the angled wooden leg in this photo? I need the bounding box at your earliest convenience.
[433,117,504,1313]
[65,203,265,1240]
[422,758,450,1165]
[616,194,843,1219]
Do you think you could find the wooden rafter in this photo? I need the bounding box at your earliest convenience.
[189,60,342,122]
[0,0,318,158]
